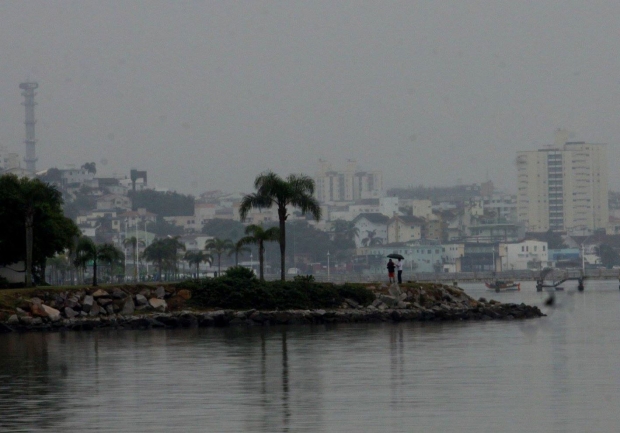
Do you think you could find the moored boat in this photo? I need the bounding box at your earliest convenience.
[485,280,521,292]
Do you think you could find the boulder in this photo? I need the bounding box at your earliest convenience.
[149,298,167,312]
[135,294,148,305]
[388,285,402,297]
[344,298,360,308]
[155,286,166,299]
[64,307,79,319]
[120,299,135,315]
[88,302,101,317]
[7,315,19,325]
[112,288,126,299]
[97,298,113,307]
[30,303,48,318]
[82,295,94,312]
[41,305,61,322]
[92,289,109,298]
[177,289,191,300]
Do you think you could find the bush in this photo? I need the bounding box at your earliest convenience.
[178,278,375,310]
[223,266,256,280]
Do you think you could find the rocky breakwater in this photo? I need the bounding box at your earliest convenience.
[0,282,544,333]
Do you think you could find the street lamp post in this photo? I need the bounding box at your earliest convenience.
[327,250,330,282]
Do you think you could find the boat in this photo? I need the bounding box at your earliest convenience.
[485,280,521,292]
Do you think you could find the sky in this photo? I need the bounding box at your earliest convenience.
[2,1,620,196]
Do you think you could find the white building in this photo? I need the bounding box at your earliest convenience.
[499,240,549,271]
[315,159,383,203]
[517,130,608,232]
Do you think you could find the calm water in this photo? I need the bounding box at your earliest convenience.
[2,281,620,433]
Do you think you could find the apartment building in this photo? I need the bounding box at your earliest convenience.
[315,159,383,203]
[517,131,608,232]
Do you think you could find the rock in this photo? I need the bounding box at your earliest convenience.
[106,305,115,315]
[88,302,100,317]
[388,285,402,297]
[82,295,94,312]
[30,303,48,317]
[112,288,126,299]
[478,297,487,303]
[344,298,360,308]
[7,315,19,325]
[92,289,109,298]
[149,298,167,312]
[135,294,148,305]
[64,307,79,319]
[29,297,43,306]
[120,299,135,315]
[41,305,61,322]
[156,286,166,299]
[31,317,43,325]
[177,289,191,300]
[19,315,33,325]
[97,298,113,307]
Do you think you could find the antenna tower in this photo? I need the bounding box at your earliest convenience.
[20,82,39,173]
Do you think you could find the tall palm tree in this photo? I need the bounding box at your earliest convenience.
[239,171,322,281]
[228,241,251,266]
[205,238,234,276]
[184,250,213,278]
[74,237,123,286]
[237,225,280,281]
[123,235,145,282]
[142,236,185,281]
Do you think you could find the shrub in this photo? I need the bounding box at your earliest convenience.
[223,266,256,280]
[179,278,375,310]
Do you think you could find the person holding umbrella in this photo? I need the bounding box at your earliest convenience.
[387,259,396,284]
[387,253,405,284]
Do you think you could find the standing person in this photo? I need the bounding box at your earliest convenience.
[396,258,403,284]
[387,259,396,284]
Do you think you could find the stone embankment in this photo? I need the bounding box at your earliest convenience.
[0,283,544,333]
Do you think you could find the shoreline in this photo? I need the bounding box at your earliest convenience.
[0,282,545,334]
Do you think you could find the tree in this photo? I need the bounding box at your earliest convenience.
[205,238,234,276]
[331,219,359,250]
[228,242,251,266]
[74,237,123,286]
[237,225,280,281]
[123,236,145,282]
[239,171,322,281]
[0,174,80,286]
[362,229,383,247]
[128,189,194,216]
[598,243,619,269]
[81,162,96,174]
[184,250,213,278]
[142,236,186,281]
[202,218,247,242]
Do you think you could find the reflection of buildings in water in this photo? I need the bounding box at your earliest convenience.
[0,333,69,431]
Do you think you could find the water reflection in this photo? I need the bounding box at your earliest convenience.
[2,283,620,431]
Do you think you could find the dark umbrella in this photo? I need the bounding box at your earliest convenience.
[387,253,404,260]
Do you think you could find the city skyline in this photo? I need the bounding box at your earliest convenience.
[2,2,620,195]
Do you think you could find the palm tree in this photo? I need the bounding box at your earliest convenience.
[123,236,145,282]
[142,236,185,281]
[228,241,251,266]
[237,225,280,281]
[332,219,359,249]
[239,171,322,281]
[205,238,234,276]
[74,237,123,286]
[184,250,213,278]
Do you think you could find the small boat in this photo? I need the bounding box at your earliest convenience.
[485,280,521,292]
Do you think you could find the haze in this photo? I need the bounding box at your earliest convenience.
[2,1,620,195]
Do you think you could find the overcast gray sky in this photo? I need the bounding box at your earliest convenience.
[2,1,620,195]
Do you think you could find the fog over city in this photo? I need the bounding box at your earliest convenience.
[2,1,620,195]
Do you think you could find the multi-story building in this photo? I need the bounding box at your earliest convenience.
[314,159,383,203]
[517,130,608,232]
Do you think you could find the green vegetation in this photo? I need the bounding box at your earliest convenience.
[202,219,247,242]
[128,189,194,216]
[142,236,186,280]
[238,225,280,281]
[205,238,234,276]
[0,174,80,286]
[178,277,374,310]
[239,171,322,281]
[74,237,123,286]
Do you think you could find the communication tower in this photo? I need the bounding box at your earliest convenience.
[20,82,38,173]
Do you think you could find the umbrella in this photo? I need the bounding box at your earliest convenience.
[387,253,404,260]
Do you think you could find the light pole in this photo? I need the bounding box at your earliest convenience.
[327,250,330,282]
[250,252,253,274]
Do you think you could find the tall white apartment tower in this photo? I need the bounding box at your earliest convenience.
[315,159,383,203]
[516,130,608,232]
